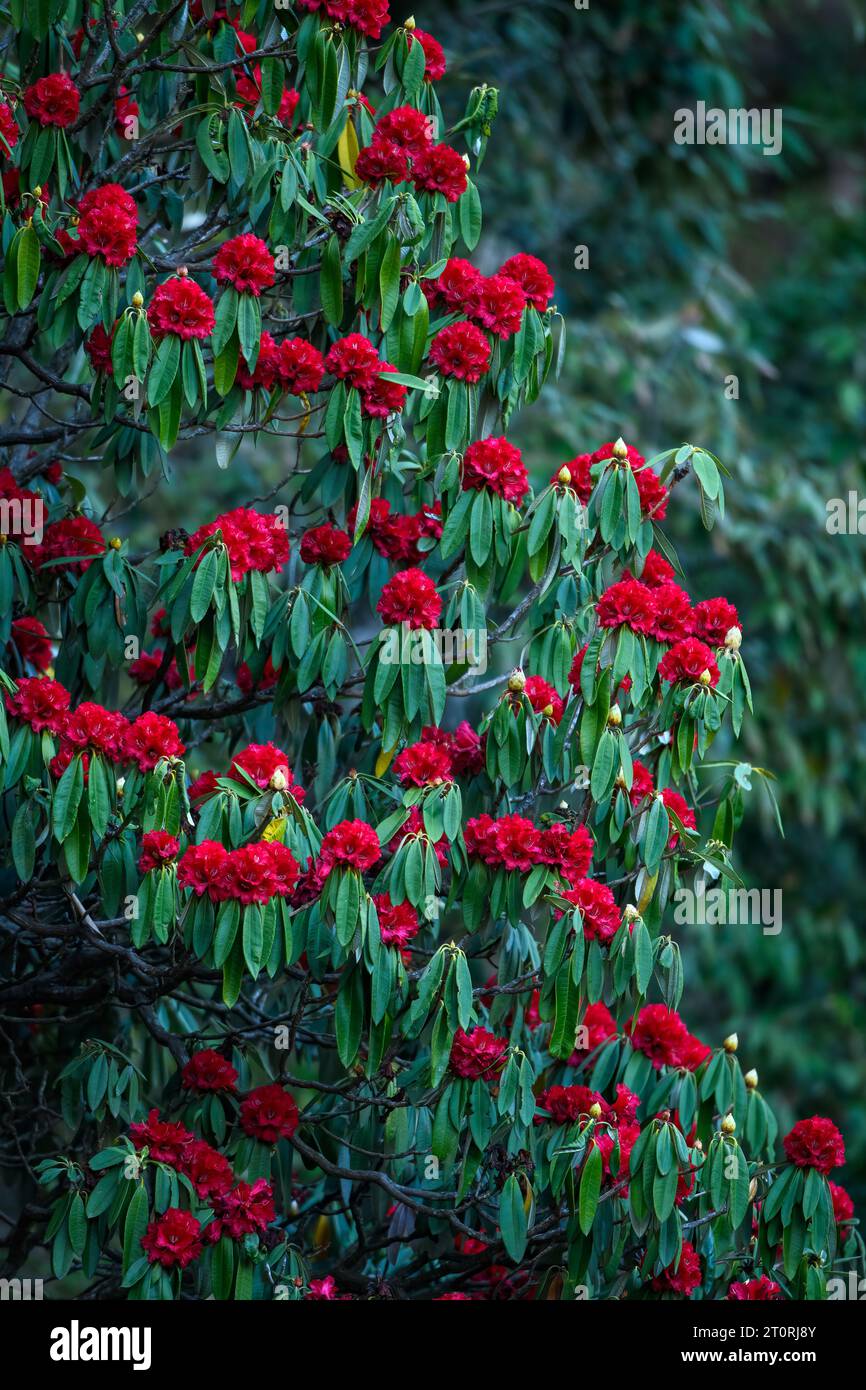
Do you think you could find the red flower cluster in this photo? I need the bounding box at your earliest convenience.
[296,0,390,41]
[628,760,655,806]
[596,578,656,635]
[23,73,80,127]
[392,737,453,787]
[85,324,114,377]
[659,637,719,687]
[471,273,526,338]
[628,1005,709,1071]
[570,1000,618,1058]
[186,507,288,581]
[30,515,105,574]
[142,1208,203,1270]
[523,674,564,724]
[239,1083,299,1142]
[376,567,442,629]
[561,877,621,944]
[318,819,382,874]
[634,549,675,587]
[138,831,180,873]
[348,496,441,564]
[207,1179,276,1241]
[649,582,693,643]
[76,183,138,267]
[499,253,555,312]
[651,1241,702,1295]
[130,1109,194,1165]
[425,252,553,330]
[236,333,325,395]
[409,27,446,81]
[9,616,52,671]
[692,596,739,646]
[449,1026,508,1081]
[299,523,352,567]
[830,1181,855,1225]
[177,839,299,905]
[783,1116,845,1175]
[728,1276,782,1301]
[149,276,215,340]
[122,711,185,771]
[181,1049,238,1093]
[213,233,275,296]
[428,321,491,383]
[0,101,19,153]
[229,742,303,797]
[355,104,466,201]
[462,436,529,505]
[5,676,71,733]
[661,787,697,847]
[372,893,420,950]
[415,721,484,777]
[412,142,468,202]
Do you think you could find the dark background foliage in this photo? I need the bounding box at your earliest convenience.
[418,0,866,1201]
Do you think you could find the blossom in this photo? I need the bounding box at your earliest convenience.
[10,616,52,671]
[122,712,185,770]
[429,322,491,383]
[23,73,80,127]
[410,28,446,81]
[361,365,407,419]
[424,257,483,313]
[596,578,656,634]
[129,1109,193,1164]
[628,760,655,806]
[355,138,409,186]
[412,143,468,202]
[239,1083,299,1143]
[181,1140,235,1201]
[342,0,390,40]
[562,877,621,944]
[449,1027,508,1081]
[319,819,382,874]
[728,1276,782,1301]
[393,738,453,786]
[142,1209,203,1269]
[30,515,105,573]
[471,273,525,338]
[178,841,230,899]
[149,276,215,340]
[223,842,284,906]
[0,101,19,153]
[539,822,594,882]
[373,105,432,157]
[76,186,138,267]
[635,549,675,587]
[628,1004,691,1070]
[658,637,719,687]
[85,324,114,376]
[537,1084,603,1126]
[181,1049,238,1093]
[138,831,180,873]
[300,523,352,567]
[213,1179,276,1239]
[462,436,528,505]
[213,233,275,296]
[388,806,449,868]
[651,1241,702,1296]
[661,787,697,847]
[377,568,442,630]
[499,253,555,312]
[492,814,543,872]
[373,894,420,949]
[553,454,593,505]
[570,1001,618,1057]
[185,507,288,581]
[5,676,70,733]
[325,333,382,390]
[524,675,564,724]
[830,1182,855,1225]
[276,337,325,395]
[648,583,693,644]
[783,1116,845,1175]
[692,597,740,647]
[61,702,129,758]
[229,741,293,791]
[447,720,484,776]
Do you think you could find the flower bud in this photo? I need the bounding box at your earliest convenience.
[404,14,416,28]
[269,767,289,792]
[699,668,712,686]
[724,625,742,652]
[177,265,188,278]
[748,1177,758,1201]
[607,704,622,727]
[542,703,554,718]
[33,185,42,197]
[109,537,122,550]
[462,154,471,169]
[744,1068,758,1090]
[623,904,640,923]
[132,291,144,308]
[557,465,572,486]
[612,436,629,461]
[589,1102,602,1120]
[721,1114,736,1135]
[723,1032,738,1053]
[116,777,126,797]
[507,668,526,694]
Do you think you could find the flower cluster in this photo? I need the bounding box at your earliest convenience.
[428,321,491,383]
[29,515,105,574]
[149,275,215,341]
[299,523,352,567]
[324,334,407,418]
[782,1116,846,1175]
[425,251,554,332]
[355,104,467,202]
[628,1005,710,1071]
[449,1026,508,1081]
[465,814,593,881]
[392,737,453,787]
[228,742,304,799]
[23,73,80,127]
[296,0,390,41]
[181,1049,238,1093]
[177,840,300,904]
[376,567,442,629]
[348,496,441,563]
[5,680,184,772]
[560,877,621,944]
[372,893,420,951]
[213,233,275,296]
[185,507,288,581]
[138,831,180,873]
[236,333,325,395]
[76,183,138,267]
[522,675,564,725]
[462,436,529,505]
[318,819,382,875]
[9,616,53,671]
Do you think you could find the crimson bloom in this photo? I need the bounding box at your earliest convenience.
[659,637,720,687]
[240,1083,299,1143]
[651,1241,702,1296]
[122,712,185,771]
[181,1140,235,1201]
[30,515,105,573]
[412,143,468,202]
[462,436,528,505]
[728,1276,782,1301]
[377,568,442,630]
[392,738,453,787]
[449,1027,508,1081]
[562,877,621,945]
[596,578,656,634]
[142,1209,203,1269]
[149,276,215,340]
[319,819,382,874]
[499,252,555,311]
[429,322,491,383]
[372,893,421,949]
[23,73,80,127]
[213,233,275,295]
[129,1109,193,1164]
[299,523,352,567]
[5,676,70,733]
[181,1049,238,1093]
[783,1116,845,1175]
[138,831,180,873]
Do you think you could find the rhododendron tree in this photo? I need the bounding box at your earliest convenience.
[0,3,860,1307]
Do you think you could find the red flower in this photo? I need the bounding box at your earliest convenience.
[628,1004,690,1070]
[388,806,449,868]
[783,1116,845,1175]
[539,822,594,882]
[373,105,432,156]
[236,655,279,695]
[266,842,303,897]
[240,1083,299,1143]
[319,819,382,873]
[229,741,293,791]
[361,364,407,419]
[0,101,19,153]
[493,814,543,872]
[300,523,352,567]
[462,436,528,505]
[138,831,180,873]
[661,787,697,847]
[471,273,526,338]
[570,1000,618,1058]
[186,507,288,580]
[10,616,52,671]
[5,676,70,733]
[553,454,593,505]
[325,333,382,390]
[149,276,215,340]
[377,567,442,630]
[524,674,564,724]
[222,842,280,906]
[658,637,719,687]
[830,1182,855,1225]
[355,138,409,186]
[213,233,275,296]
[61,701,129,758]
[214,1179,276,1239]
[342,0,390,40]
[448,720,484,775]
[537,1084,603,1126]
[464,813,500,865]
[393,738,453,786]
[181,1140,235,1201]
[178,841,229,900]
[692,596,739,647]
[412,143,468,202]
[278,88,300,127]
[728,1276,782,1301]
[85,323,115,376]
[181,1049,238,1093]
[373,893,420,949]
[651,1240,702,1296]
[628,760,655,806]
[129,1108,193,1164]
[187,769,219,801]
[142,1208,203,1269]
[77,185,138,267]
[596,578,656,634]
[23,73,80,128]
[634,465,668,520]
[499,253,555,312]
[30,515,105,573]
[449,1027,508,1081]
[114,86,138,137]
[635,549,675,587]
[276,337,325,394]
[306,1274,346,1300]
[425,257,483,313]
[562,877,621,944]
[429,321,491,383]
[648,582,693,644]
[122,711,185,771]
[410,28,446,81]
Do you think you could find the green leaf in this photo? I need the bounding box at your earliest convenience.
[579,1143,603,1234]
[500,1173,528,1261]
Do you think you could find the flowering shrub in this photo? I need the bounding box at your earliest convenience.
[0,4,859,1306]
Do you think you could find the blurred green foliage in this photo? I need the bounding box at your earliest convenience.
[428,0,866,1196]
